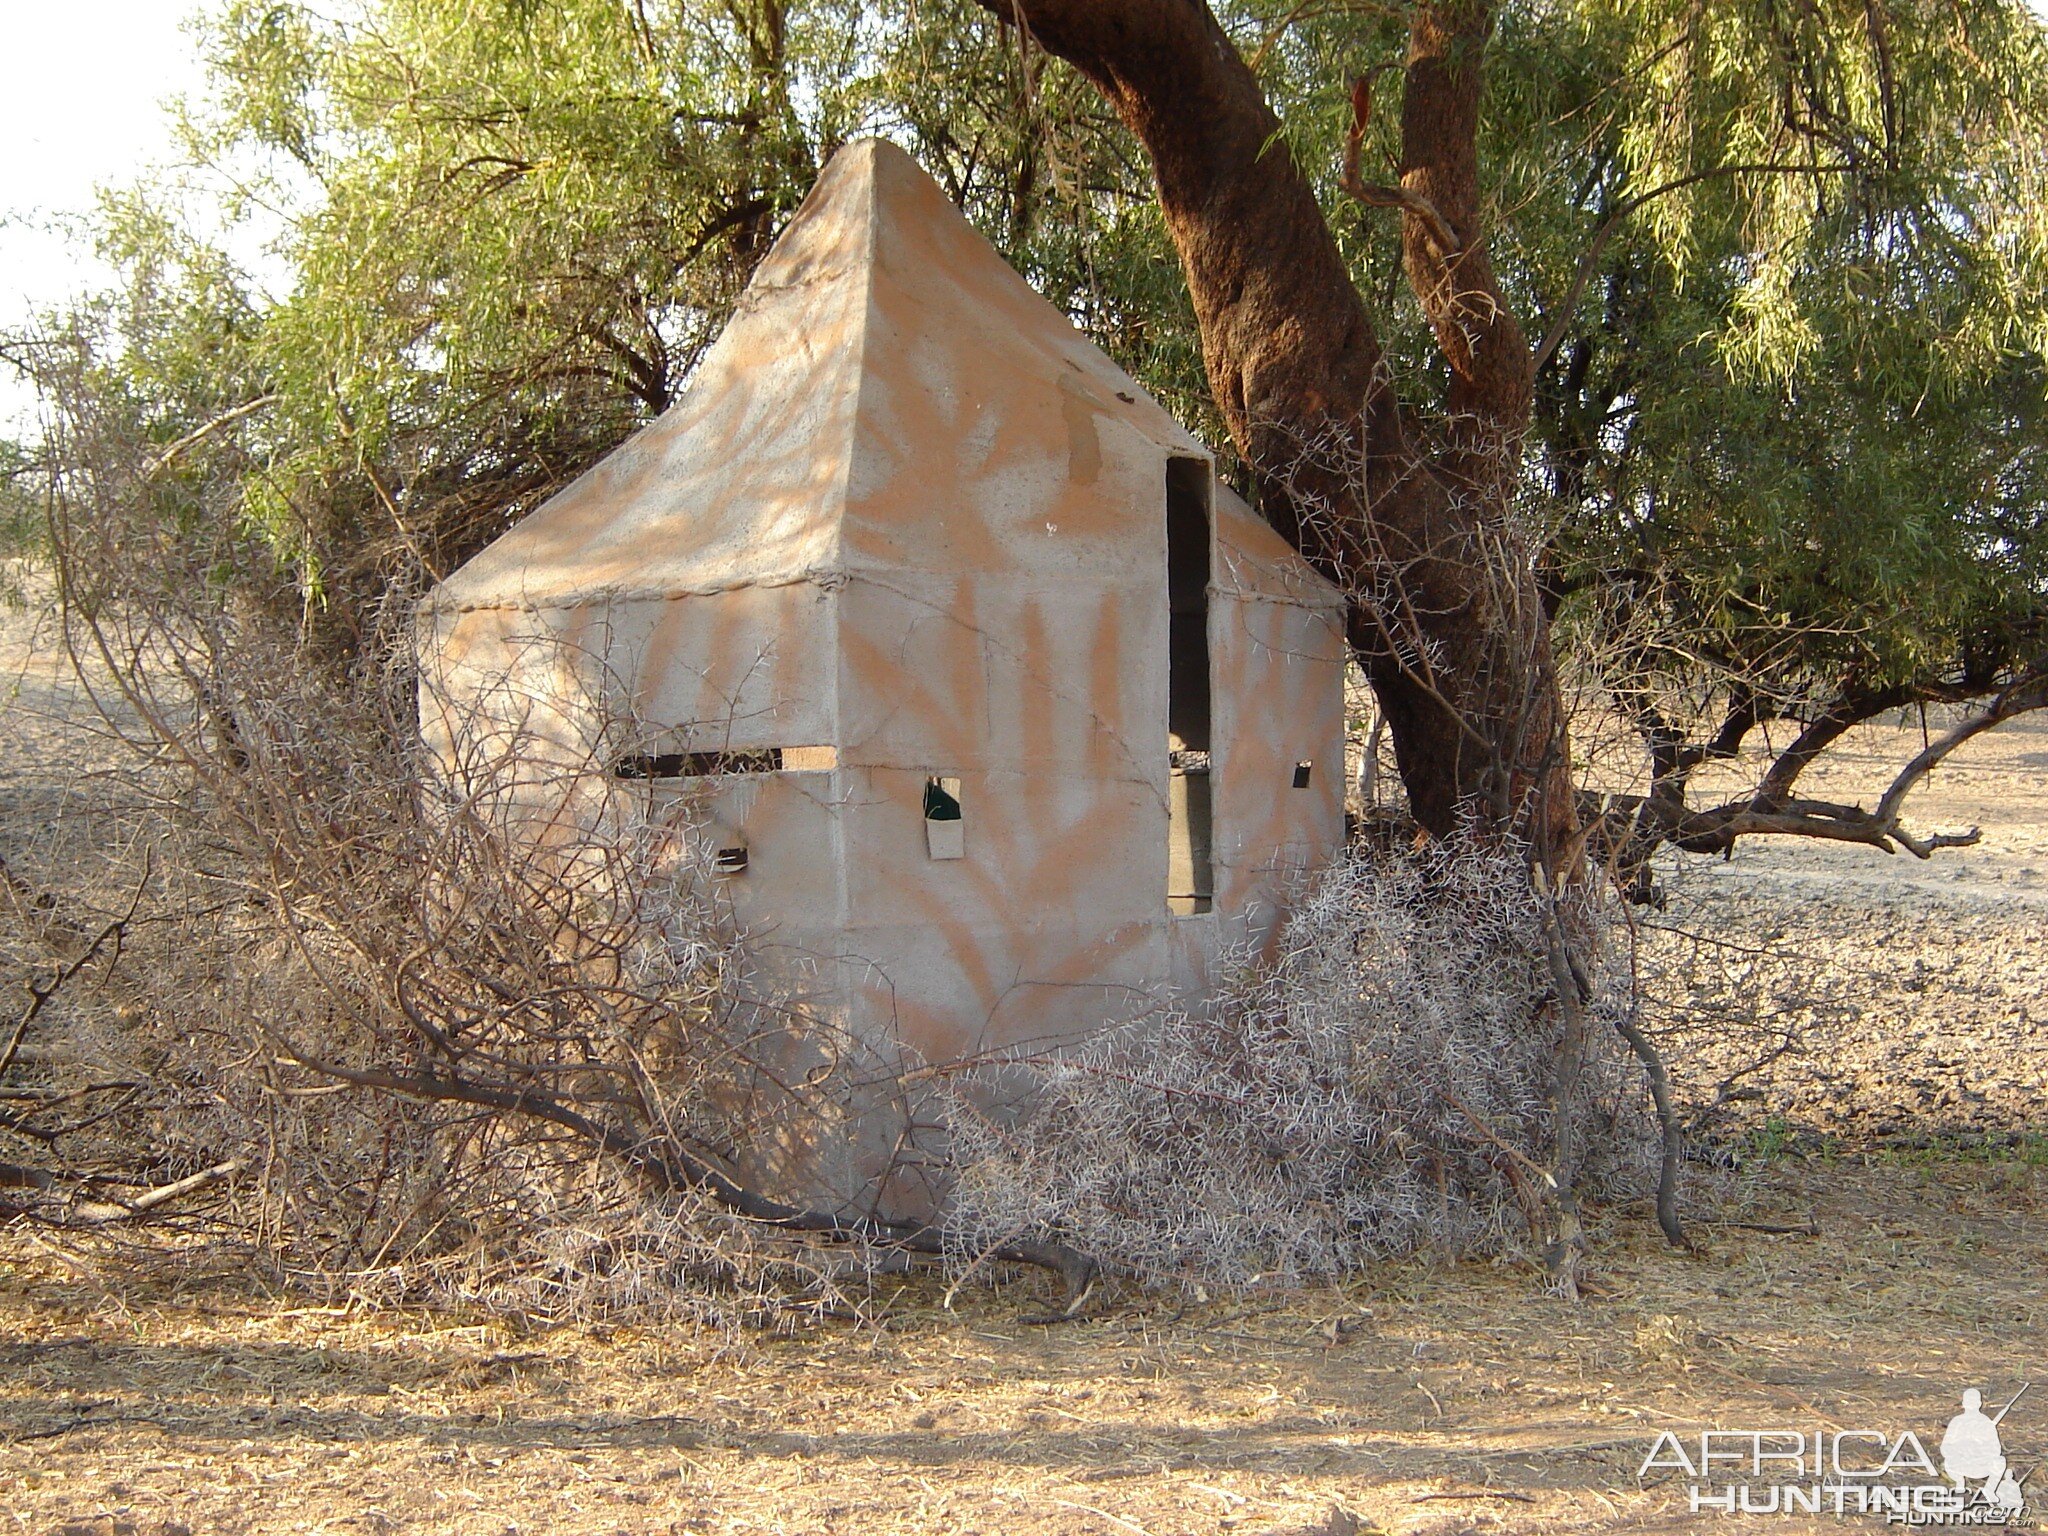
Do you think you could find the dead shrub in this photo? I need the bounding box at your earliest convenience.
[0,340,957,1326]
[944,836,1664,1289]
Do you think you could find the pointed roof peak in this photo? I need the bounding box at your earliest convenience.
[811,136,950,210]
[732,136,917,299]
[430,140,1212,614]
[836,134,923,177]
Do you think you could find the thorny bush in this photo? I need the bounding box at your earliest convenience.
[2,345,924,1323]
[944,839,1664,1290]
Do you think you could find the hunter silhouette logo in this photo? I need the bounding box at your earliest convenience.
[1639,1382,2035,1524]
[1943,1387,2029,1515]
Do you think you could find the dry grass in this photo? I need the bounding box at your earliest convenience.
[4,1155,2045,1535]
[7,592,2048,1533]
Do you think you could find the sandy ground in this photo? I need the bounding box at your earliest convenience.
[1651,713,2048,1156]
[3,593,2046,1534]
[4,1158,2044,1536]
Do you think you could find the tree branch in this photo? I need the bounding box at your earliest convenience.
[144,396,279,480]
[1664,672,2048,859]
[1750,682,1910,810]
[271,1042,1100,1312]
[1396,0,1534,440]
[1532,161,1855,374]
[1340,71,1460,257]
[1873,674,2048,836]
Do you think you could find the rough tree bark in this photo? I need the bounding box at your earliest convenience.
[975,0,1573,855]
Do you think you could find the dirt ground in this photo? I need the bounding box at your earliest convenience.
[4,1156,2044,1536]
[1648,712,2048,1159]
[4,587,2047,1534]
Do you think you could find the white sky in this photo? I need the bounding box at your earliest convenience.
[0,2,220,429]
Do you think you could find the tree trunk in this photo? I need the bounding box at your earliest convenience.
[975,0,1574,856]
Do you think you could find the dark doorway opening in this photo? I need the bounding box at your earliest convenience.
[1166,456,1213,914]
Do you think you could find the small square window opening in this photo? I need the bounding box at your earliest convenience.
[924,776,964,860]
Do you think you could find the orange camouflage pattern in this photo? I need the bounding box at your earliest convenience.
[420,140,1348,1215]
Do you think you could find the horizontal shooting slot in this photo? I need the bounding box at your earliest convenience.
[615,745,837,780]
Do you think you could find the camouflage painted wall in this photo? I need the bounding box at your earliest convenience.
[421,140,1348,1216]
